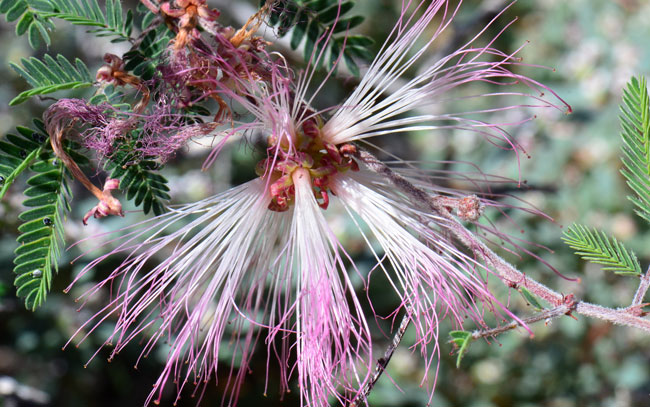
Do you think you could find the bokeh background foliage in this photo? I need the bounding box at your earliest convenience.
[1,0,650,406]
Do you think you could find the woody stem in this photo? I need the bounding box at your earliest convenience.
[349,311,411,407]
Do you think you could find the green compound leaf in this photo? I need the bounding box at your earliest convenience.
[9,54,93,105]
[449,330,473,368]
[620,76,650,224]
[1,0,132,49]
[0,121,50,200]
[44,0,133,42]
[105,150,170,216]
[265,0,374,76]
[123,24,173,81]
[2,122,82,310]
[14,150,72,310]
[562,224,641,276]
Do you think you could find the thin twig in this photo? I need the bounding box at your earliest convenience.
[632,266,650,307]
[349,312,411,407]
[471,305,571,340]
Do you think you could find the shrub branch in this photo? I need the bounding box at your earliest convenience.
[354,147,650,400]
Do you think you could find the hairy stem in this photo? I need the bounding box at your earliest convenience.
[577,302,650,331]
[632,266,650,307]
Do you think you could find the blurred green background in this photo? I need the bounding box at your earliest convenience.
[2,0,650,406]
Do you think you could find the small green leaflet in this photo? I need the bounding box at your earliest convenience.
[449,330,473,368]
[518,287,543,310]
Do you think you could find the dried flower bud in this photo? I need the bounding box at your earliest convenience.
[456,195,483,221]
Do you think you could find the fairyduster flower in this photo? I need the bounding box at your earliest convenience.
[69,176,372,406]
[67,0,570,405]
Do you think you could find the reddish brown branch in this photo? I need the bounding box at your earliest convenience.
[471,305,571,340]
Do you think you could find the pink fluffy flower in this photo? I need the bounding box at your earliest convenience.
[69,175,372,406]
[67,0,569,405]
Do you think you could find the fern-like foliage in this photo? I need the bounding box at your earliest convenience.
[265,0,373,76]
[10,54,93,106]
[0,121,49,200]
[44,0,133,42]
[0,0,132,49]
[15,150,71,310]
[123,22,173,81]
[562,224,641,276]
[106,150,170,216]
[1,123,86,310]
[620,76,650,223]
